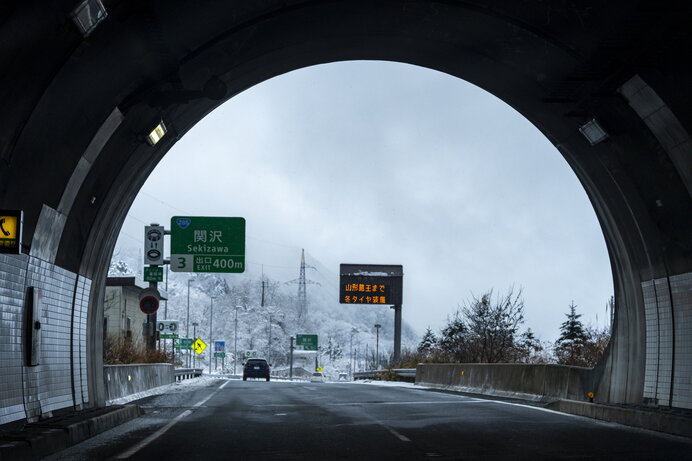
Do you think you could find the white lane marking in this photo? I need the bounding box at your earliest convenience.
[484,399,584,417]
[383,425,411,442]
[251,400,490,407]
[114,379,231,459]
[363,415,412,443]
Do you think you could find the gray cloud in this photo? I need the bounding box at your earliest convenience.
[119,61,613,342]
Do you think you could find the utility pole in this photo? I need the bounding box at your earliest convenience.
[209,296,215,373]
[289,336,295,380]
[192,322,198,369]
[374,324,381,370]
[186,279,191,367]
[234,305,241,376]
[365,343,369,370]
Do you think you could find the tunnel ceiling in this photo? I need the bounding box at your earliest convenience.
[0,0,691,284]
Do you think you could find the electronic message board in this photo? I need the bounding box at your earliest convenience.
[339,264,403,306]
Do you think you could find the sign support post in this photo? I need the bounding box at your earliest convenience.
[392,305,402,361]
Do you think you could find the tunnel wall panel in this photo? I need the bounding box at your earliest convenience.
[0,255,91,424]
[642,272,692,409]
[25,257,77,417]
[671,273,692,409]
[0,254,29,425]
[73,275,91,407]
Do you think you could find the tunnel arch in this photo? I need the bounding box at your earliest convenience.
[1,1,691,417]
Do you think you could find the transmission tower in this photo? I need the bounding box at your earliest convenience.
[286,249,320,324]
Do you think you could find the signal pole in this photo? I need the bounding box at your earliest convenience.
[289,336,295,380]
[192,322,198,368]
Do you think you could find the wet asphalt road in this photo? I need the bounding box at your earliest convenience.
[46,377,692,460]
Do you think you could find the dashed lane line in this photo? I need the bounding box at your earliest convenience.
[114,379,231,459]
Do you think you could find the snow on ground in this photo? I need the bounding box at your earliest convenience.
[350,380,422,390]
[107,375,227,405]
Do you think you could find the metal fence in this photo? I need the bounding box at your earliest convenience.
[353,368,416,381]
[174,368,203,381]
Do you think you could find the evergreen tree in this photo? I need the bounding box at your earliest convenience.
[417,327,438,357]
[437,312,469,362]
[554,301,589,365]
[558,301,587,344]
[517,328,544,363]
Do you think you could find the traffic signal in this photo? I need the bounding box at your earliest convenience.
[144,225,164,265]
[139,287,161,315]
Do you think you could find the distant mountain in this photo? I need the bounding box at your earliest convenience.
[108,246,418,373]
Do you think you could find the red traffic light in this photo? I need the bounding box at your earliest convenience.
[139,287,160,314]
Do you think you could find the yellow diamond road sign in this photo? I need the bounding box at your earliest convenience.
[191,338,207,355]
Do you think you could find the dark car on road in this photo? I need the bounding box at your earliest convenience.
[243,358,271,381]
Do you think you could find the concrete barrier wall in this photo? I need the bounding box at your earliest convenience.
[416,363,596,401]
[104,364,174,403]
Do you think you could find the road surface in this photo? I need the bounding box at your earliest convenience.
[46,377,692,460]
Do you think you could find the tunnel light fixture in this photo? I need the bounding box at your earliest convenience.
[579,118,609,145]
[146,121,168,146]
[71,0,108,37]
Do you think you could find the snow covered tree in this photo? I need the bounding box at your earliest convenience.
[323,336,344,363]
[462,288,525,363]
[108,259,134,277]
[417,327,438,358]
[516,328,545,363]
[437,312,469,362]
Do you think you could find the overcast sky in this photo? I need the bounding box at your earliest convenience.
[116,60,614,342]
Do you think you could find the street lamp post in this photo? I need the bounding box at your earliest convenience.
[374,324,382,370]
[268,310,272,363]
[350,328,358,380]
[234,305,241,376]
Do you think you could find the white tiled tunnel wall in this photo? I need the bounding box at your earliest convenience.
[671,273,692,409]
[0,254,91,424]
[642,272,692,409]
[0,254,29,424]
[74,275,91,407]
[26,257,77,417]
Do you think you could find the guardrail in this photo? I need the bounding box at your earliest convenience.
[353,368,416,382]
[174,368,203,381]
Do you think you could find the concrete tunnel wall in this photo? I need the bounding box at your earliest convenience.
[416,363,595,402]
[1,1,692,425]
[103,364,174,404]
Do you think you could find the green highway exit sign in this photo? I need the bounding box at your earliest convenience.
[170,217,245,273]
[296,334,318,351]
